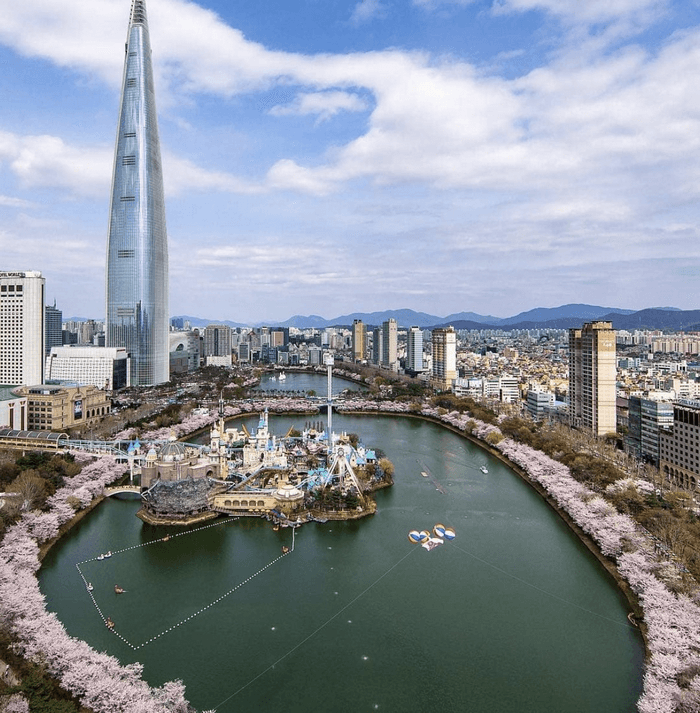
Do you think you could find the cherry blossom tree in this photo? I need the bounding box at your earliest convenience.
[0,455,201,713]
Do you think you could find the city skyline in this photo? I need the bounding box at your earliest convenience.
[1,1,700,323]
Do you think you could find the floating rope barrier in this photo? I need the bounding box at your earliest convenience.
[76,519,296,650]
[76,516,238,564]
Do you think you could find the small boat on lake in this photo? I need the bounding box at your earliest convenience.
[106,617,115,629]
[114,585,126,594]
[480,465,488,474]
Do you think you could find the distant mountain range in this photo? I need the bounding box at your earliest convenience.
[169,304,700,332]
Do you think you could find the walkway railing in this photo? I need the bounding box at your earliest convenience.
[103,485,142,497]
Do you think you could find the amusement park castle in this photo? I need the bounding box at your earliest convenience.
[134,404,392,526]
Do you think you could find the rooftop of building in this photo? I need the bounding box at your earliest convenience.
[0,385,21,402]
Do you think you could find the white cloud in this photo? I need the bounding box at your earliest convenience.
[0,130,111,198]
[413,0,475,8]
[163,153,263,195]
[0,0,125,84]
[0,195,35,208]
[492,0,669,25]
[350,0,388,26]
[0,129,262,199]
[269,90,369,121]
[2,1,700,218]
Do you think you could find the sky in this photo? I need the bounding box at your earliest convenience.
[1,0,700,324]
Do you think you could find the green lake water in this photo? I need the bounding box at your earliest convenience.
[39,409,644,712]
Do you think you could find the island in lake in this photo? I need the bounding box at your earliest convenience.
[134,405,394,527]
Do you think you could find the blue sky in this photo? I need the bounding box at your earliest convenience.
[1,0,700,323]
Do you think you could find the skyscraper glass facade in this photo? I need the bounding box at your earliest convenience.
[106,0,169,386]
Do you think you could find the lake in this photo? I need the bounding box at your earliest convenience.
[39,400,644,712]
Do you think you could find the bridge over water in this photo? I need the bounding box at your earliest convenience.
[103,485,142,497]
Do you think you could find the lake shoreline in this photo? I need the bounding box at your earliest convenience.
[335,408,649,651]
[35,405,649,656]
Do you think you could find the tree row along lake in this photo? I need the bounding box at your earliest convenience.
[39,374,644,712]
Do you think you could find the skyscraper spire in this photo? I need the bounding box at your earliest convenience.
[106,0,169,386]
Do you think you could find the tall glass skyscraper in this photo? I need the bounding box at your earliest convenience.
[106,0,169,386]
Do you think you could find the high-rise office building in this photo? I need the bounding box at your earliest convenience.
[106,0,169,386]
[203,324,233,357]
[45,301,63,355]
[406,326,423,373]
[352,319,366,362]
[382,319,398,370]
[568,321,616,436]
[431,326,457,390]
[0,271,45,386]
[79,319,99,346]
[203,324,232,366]
[371,327,382,365]
[627,396,673,465]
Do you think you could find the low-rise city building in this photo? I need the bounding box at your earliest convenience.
[0,385,27,430]
[14,384,111,432]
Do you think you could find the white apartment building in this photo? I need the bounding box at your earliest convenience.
[0,271,45,386]
[406,326,424,373]
[499,375,520,403]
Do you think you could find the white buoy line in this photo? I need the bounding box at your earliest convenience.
[77,516,237,564]
[76,518,296,650]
